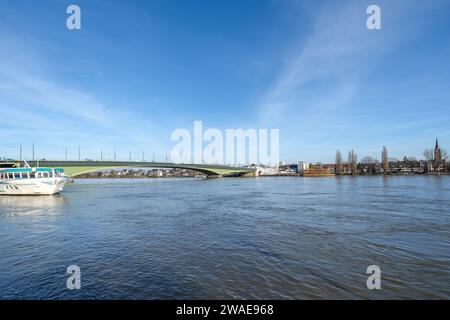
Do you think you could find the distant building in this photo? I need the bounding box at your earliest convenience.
[427,138,447,173]
[258,166,279,176]
[328,163,351,175]
[296,162,310,174]
[435,138,442,162]
[303,164,334,177]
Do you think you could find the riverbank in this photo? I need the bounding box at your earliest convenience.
[74,168,206,179]
[73,172,450,179]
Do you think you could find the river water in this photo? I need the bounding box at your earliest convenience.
[0,176,449,299]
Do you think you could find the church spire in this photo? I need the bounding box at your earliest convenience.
[434,138,442,162]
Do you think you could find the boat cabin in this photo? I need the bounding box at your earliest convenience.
[0,168,65,180]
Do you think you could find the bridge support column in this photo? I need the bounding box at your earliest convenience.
[242,171,259,177]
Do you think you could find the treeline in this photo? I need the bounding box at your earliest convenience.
[334,145,448,176]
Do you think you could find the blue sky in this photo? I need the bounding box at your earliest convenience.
[1,0,450,163]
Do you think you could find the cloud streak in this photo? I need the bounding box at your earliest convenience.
[258,2,388,124]
[254,0,450,161]
[0,32,165,159]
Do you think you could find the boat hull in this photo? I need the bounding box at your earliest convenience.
[0,177,68,195]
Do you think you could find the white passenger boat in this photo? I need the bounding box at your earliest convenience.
[0,163,69,195]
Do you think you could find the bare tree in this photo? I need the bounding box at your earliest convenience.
[442,149,448,160]
[423,149,434,161]
[382,146,389,174]
[335,150,343,175]
[348,150,358,175]
[360,156,379,164]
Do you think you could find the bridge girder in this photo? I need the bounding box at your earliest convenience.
[26,161,255,177]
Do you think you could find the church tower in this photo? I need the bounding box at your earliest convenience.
[434,138,442,162]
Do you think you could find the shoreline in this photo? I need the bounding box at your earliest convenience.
[73,173,450,179]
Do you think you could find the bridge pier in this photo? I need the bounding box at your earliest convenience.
[242,171,259,177]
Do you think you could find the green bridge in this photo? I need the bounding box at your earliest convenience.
[25,161,255,178]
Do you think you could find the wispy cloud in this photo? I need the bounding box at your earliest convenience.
[258,2,387,124]
[0,32,164,159]
[1,0,449,162]
[254,0,450,161]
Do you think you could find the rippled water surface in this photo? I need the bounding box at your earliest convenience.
[1,176,449,299]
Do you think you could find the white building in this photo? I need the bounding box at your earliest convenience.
[296,162,310,174]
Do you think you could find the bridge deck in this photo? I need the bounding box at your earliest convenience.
[23,161,255,177]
